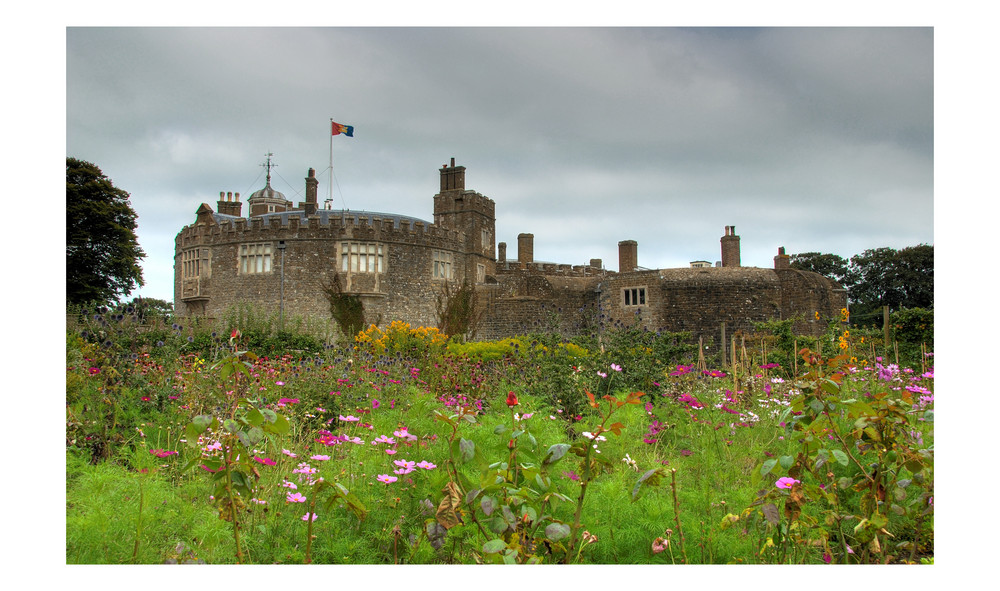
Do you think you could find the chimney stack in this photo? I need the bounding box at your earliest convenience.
[618,240,638,273]
[721,226,741,267]
[518,233,534,265]
[774,246,790,270]
[498,242,507,263]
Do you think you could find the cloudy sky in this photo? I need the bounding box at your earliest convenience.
[65,25,935,302]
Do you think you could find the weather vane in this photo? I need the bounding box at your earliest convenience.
[261,152,276,184]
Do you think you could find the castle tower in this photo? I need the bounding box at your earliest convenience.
[721,226,741,268]
[432,158,497,281]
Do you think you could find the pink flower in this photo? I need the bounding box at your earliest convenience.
[149,449,178,458]
[339,414,360,422]
[416,461,437,470]
[372,399,381,409]
[310,454,330,461]
[775,477,800,489]
[281,480,297,489]
[302,512,318,522]
[652,537,669,554]
[385,449,398,455]
[282,449,297,458]
[286,492,307,503]
[253,456,276,466]
[377,474,398,484]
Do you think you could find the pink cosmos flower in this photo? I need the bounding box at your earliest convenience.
[385,449,398,455]
[286,492,307,503]
[416,461,437,470]
[339,414,360,422]
[282,449,297,458]
[310,454,330,461]
[302,512,318,522]
[775,477,800,489]
[372,399,380,409]
[377,474,398,484]
[652,537,669,554]
[282,480,297,489]
[149,449,178,458]
[253,456,276,466]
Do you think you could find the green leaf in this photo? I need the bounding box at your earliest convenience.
[480,496,497,516]
[264,413,290,435]
[631,468,667,502]
[831,449,849,466]
[245,408,264,427]
[545,523,570,542]
[246,426,264,446]
[543,443,571,465]
[260,408,277,424]
[459,438,476,463]
[493,424,508,435]
[223,419,239,433]
[779,455,794,470]
[760,458,778,476]
[482,539,507,554]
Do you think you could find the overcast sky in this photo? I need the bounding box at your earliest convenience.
[64,25,935,302]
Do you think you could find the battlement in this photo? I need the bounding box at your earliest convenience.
[176,206,467,253]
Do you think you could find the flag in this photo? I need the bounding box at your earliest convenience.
[332,121,354,137]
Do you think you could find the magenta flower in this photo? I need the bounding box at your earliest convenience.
[372,399,381,409]
[416,461,437,470]
[775,477,800,489]
[286,492,307,503]
[377,474,398,484]
[310,454,330,461]
[563,470,580,481]
[302,512,318,522]
[149,449,178,458]
[253,456,276,466]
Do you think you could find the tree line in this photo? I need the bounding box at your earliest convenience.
[789,246,933,324]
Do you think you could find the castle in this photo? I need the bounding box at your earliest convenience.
[174,158,847,349]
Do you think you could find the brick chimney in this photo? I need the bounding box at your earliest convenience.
[299,168,319,215]
[217,191,242,217]
[618,240,638,272]
[774,246,790,270]
[498,242,507,263]
[518,233,534,265]
[439,157,466,192]
[721,226,741,267]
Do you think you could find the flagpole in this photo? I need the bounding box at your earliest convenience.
[329,118,334,209]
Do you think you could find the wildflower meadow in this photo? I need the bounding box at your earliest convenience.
[65,306,933,566]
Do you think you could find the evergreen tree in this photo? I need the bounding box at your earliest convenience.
[66,157,146,305]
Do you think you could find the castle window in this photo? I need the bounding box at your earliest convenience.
[481,228,491,254]
[341,242,384,274]
[182,248,201,279]
[433,250,453,279]
[477,263,486,283]
[240,243,272,274]
[623,287,646,306]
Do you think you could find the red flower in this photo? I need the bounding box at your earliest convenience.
[506,391,518,407]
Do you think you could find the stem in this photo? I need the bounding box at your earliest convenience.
[223,440,245,563]
[670,468,688,563]
[131,476,145,563]
[305,498,316,564]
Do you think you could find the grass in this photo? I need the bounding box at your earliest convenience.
[65,321,934,565]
